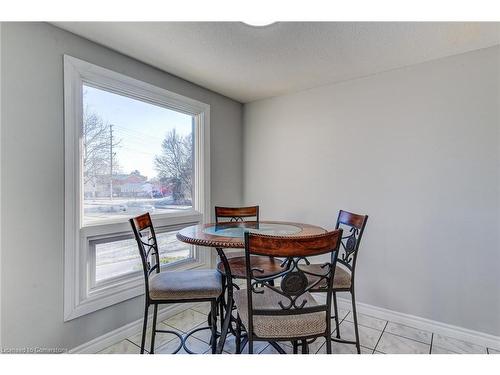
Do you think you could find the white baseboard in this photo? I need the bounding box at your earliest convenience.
[68,303,195,354]
[336,297,500,351]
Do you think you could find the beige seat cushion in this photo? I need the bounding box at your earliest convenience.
[233,287,327,339]
[148,269,222,301]
[302,264,352,290]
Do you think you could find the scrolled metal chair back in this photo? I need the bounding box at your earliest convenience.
[243,230,342,324]
[215,205,259,223]
[335,210,368,274]
[129,213,161,295]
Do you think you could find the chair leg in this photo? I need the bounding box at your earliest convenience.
[140,302,149,354]
[351,290,361,354]
[248,339,253,354]
[292,341,298,354]
[235,314,241,354]
[332,291,341,339]
[219,275,226,332]
[150,304,158,354]
[210,299,218,354]
[326,335,332,354]
[301,340,309,354]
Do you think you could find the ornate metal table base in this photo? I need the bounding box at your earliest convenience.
[176,221,327,354]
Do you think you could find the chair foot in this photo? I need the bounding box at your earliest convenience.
[182,326,214,354]
[152,329,183,354]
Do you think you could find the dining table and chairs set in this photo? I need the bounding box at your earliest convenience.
[130,206,368,354]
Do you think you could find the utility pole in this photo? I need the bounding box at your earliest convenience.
[109,124,114,201]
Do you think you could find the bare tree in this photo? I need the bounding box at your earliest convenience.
[83,104,120,198]
[154,129,193,202]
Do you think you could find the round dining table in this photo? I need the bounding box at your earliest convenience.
[176,220,326,354]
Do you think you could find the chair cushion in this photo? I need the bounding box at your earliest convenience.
[148,269,222,301]
[233,287,327,339]
[217,255,284,279]
[302,263,352,290]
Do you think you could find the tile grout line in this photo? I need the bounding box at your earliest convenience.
[372,321,389,354]
[350,317,433,346]
[381,329,433,346]
[125,338,145,353]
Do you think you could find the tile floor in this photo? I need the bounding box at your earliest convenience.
[98,296,498,354]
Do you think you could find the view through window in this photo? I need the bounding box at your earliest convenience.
[82,84,195,225]
[93,231,191,283]
[82,84,194,280]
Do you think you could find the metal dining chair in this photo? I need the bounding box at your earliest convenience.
[214,206,283,341]
[215,206,282,279]
[233,229,343,354]
[130,213,223,354]
[303,210,368,353]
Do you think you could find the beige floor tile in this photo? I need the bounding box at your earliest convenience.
[317,341,372,354]
[258,343,295,354]
[190,322,217,344]
[334,320,383,349]
[183,335,213,354]
[128,322,181,350]
[98,340,141,354]
[163,309,208,333]
[431,345,457,354]
[376,332,430,354]
[191,302,212,315]
[384,322,431,344]
[307,337,328,354]
[222,335,268,354]
[333,307,351,321]
[344,312,387,331]
[432,334,487,354]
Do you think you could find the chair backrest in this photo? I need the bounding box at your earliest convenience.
[129,213,160,294]
[215,205,259,223]
[335,210,368,274]
[243,230,342,333]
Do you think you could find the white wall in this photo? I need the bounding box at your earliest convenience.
[0,21,3,350]
[243,46,500,336]
[0,23,243,350]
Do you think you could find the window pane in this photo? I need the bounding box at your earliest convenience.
[82,84,194,226]
[94,232,192,283]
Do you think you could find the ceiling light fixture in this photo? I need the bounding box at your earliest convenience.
[242,21,276,27]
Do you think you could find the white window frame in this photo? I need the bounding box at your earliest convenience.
[63,55,211,321]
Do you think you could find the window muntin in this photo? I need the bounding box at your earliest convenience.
[82,84,195,226]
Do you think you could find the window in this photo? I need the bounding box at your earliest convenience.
[64,56,211,321]
[82,84,195,226]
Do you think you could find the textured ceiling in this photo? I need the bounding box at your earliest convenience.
[53,22,500,103]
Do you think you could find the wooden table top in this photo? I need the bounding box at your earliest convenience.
[176,220,326,248]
